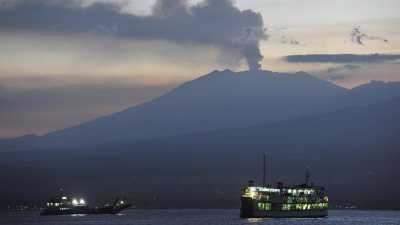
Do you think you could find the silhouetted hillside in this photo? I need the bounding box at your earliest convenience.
[0,73,399,209]
[6,70,347,149]
[6,71,400,152]
[346,80,400,105]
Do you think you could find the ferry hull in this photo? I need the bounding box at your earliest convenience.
[40,204,131,215]
[240,209,328,218]
[240,197,328,218]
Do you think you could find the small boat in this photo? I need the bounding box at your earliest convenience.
[40,195,131,215]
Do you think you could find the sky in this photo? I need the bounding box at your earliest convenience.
[0,0,400,138]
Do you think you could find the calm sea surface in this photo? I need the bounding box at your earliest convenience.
[1,209,399,225]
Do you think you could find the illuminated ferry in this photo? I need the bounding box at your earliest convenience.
[41,195,131,215]
[240,154,328,218]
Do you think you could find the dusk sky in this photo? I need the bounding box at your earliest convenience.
[1,0,400,138]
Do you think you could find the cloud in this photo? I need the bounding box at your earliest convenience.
[270,26,301,46]
[285,54,400,64]
[308,60,400,87]
[0,0,267,70]
[280,35,300,45]
[326,74,346,81]
[286,54,400,86]
[350,26,389,45]
[323,64,362,81]
[0,0,127,8]
[325,64,361,74]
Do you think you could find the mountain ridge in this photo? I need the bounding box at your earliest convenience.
[26,69,348,149]
[1,69,400,151]
[0,95,399,209]
[1,69,400,208]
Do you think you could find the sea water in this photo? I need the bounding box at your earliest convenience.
[1,209,399,225]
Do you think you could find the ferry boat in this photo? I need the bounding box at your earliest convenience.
[240,154,328,218]
[41,195,131,215]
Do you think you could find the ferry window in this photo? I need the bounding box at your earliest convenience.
[257,202,271,211]
[257,203,264,210]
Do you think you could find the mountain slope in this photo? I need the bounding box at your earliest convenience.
[1,97,399,208]
[1,70,400,208]
[36,70,347,149]
[346,80,400,105]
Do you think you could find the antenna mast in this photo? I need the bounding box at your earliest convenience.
[305,166,310,186]
[262,153,266,187]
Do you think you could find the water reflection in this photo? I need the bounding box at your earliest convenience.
[246,218,266,223]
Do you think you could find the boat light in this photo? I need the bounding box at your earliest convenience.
[79,199,86,205]
[72,199,78,206]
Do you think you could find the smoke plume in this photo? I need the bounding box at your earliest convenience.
[0,0,268,70]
